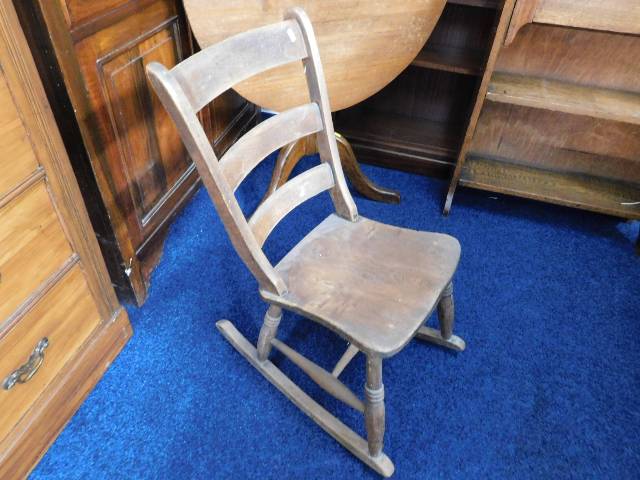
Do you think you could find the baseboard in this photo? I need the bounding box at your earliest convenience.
[0,308,132,479]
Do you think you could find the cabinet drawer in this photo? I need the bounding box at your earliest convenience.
[0,181,73,321]
[0,72,39,199]
[0,265,100,443]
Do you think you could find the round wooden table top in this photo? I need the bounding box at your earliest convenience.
[184,0,446,112]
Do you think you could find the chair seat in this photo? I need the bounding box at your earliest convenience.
[260,214,460,356]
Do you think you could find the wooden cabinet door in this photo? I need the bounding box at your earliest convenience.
[21,0,257,304]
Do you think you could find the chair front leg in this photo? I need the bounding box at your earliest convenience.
[257,305,282,361]
[415,281,465,351]
[438,282,454,340]
[364,354,385,457]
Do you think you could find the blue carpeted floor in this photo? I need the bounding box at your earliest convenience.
[32,153,639,479]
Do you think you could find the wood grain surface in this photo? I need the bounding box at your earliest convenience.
[0,266,100,443]
[261,214,460,357]
[184,0,447,111]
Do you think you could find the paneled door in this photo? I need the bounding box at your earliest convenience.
[17,0,258,304]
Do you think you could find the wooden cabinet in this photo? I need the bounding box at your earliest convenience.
[0,1,131,476]
[16,0,258,304]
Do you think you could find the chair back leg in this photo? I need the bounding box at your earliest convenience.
[364,354,385,457]
[257,305,282,361]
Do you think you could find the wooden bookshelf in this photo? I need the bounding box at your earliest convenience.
[487,73,640,125]
[412,44,484,76]
[336,108,463,176]
[336,0,501,178]
[460,156,640,220]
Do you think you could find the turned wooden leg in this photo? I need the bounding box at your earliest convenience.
[364,355,385,457]
[415,281,465,351]
[335,133,401,204]
[437,282,454,340]
[256,305,282,361]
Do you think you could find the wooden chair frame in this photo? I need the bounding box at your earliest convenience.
[147,8,465,476]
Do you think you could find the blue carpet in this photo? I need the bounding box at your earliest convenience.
[32,153,639,479]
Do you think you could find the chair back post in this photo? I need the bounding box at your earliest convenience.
[146,8,358,296]
[287,8,358,221]
[145,63,287,295]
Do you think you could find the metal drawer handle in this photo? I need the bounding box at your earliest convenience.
[3,337,49,390]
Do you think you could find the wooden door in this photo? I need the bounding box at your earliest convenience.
[18,0,258,304]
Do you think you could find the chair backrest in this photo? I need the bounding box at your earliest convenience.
[146,7,358,296]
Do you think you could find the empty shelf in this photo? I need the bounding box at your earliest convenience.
[487,73,640,125]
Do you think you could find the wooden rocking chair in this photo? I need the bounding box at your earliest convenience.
[146,8,465,477]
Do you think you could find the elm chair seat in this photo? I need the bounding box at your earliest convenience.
[261,214,460,356]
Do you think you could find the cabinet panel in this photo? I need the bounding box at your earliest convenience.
[95,16,190,231]
[74,0,192,250]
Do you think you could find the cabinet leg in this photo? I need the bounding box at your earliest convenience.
[256,305,282,361]
[364,355,385,457]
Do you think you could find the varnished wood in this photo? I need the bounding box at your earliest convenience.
[505,0,640,44]
[334,2,496,179]
[487,73,640,125]
[292,8,357,220]
[0,308,131,479]
[412,43,484,76]
[216,320,395,477]
[23,0,257,304]
[0,2,131,474]
[184,0,447,112]
[448,12,640,241]
[443,0,517,214]
[0,181,73,322]
[504,0,539,46]
[0,73,39,200]
[534,0,640,35]
[336,133,402,204]
[148,10,465,474]
[0,267,99,442]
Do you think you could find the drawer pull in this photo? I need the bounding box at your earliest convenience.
[3,337,49,390]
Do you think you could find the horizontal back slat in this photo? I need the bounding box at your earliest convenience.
[249,163,334,247]
[220,103,323,192]
[172,20,307,112]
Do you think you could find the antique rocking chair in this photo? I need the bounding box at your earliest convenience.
[146,8,465,476]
